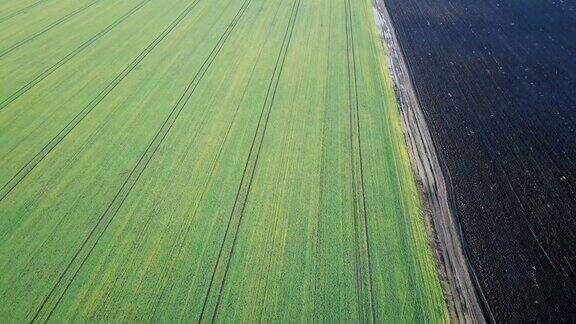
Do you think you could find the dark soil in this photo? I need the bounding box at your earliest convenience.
[382,0,576,321]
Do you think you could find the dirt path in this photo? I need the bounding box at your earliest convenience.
[371,1,487,322]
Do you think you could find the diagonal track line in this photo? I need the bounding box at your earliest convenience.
[197,0,301,321]
[0,0,102,58]
[0,0,152,111]
[0,0,192,202]
[30,0,253,321]
[0,0,51,24]
[149,1,285,318]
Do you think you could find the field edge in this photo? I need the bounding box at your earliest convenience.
[371,0,487,322]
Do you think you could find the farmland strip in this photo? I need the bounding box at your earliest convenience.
[0,0,188,202]
[346,0,448,320]
[198,0,300,321]
[344,0,375,321]
[31,1,253,321]
[309,0,360,320]
[148,3,284,317]
[0,0,50,24]
[0,0,101,58]
[0,0,151,111]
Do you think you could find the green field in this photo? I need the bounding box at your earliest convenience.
[0,0,447,321]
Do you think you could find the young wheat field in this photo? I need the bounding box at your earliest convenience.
[0,0,447,321]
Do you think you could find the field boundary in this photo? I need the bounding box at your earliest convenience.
[0,0,153,111]
[197,0,301,321]
[0,0,103,58]
[372,0,488,322]
[0,0,192,202]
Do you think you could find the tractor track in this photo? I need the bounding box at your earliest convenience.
[0,0,102,58]
[0,0,153,111]
[0,0,198,202]
[197,0,301,321]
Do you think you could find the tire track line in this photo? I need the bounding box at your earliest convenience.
[150,1,284,318]
[30,0,252,321]
[150,48,264,319]
[0,0,152,111]
[197,0,300,322]
[345,1,364,320]
[0,0,193,202]
[0,0,102,58]
[345,0,376,321]
[0,0,50,24]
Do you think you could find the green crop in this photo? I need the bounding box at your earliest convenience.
[0,0,447,321]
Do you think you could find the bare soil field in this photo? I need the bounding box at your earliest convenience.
[381,0,576,321]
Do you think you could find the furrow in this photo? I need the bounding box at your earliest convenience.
[0,0,191,202]
[197,0,301,321]
[0,0,152,111]
[0,0,102,58]
[30,0,253,321]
